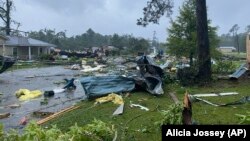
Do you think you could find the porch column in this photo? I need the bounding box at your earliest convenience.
[28,46,31,60]
[2,44,5,56]
[38,47,40,56]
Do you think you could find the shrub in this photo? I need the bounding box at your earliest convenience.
[155,103,183,126]
[177,67,198,86]
[0,120,115,141]
[212,60,237,74]
[39,54,55,61]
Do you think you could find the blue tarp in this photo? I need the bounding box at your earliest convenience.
[79,76,135,99]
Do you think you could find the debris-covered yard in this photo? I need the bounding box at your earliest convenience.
[1,55,250,140]
[0,66,86,131]
[40,78,250,140]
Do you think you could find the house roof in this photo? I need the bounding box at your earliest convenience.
[219,46,236,50]
[0,35,56,47]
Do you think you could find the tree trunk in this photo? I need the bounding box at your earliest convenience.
[6,0,11,35]
[236,34,240,54]
[189,52,193,67]
[196,0,211,82]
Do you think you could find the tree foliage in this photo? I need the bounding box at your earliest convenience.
[137,0,173,26]
[138,0,213,82]
[28,28,150,54]
[219,25,250,53]
[229,24,240,53]
[166,0,220,63]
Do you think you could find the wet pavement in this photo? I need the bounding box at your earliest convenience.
[0,66,86,131]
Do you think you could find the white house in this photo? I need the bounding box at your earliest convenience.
[0,35,56,60]
[217,46,236,53]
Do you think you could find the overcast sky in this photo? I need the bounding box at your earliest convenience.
[10,0,250,42]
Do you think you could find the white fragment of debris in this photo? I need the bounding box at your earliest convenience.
[25,75,35,78]
[191,92,238,97]
[6,103,21,109]
[73,79,86,95]
[130,103,149,111]
[71,64,81,70]
[53,88,66,94]
[113,103,124,116]
[81,60,87,65]
[80,65,106,72]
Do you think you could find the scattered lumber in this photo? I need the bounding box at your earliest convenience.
[169,92,179,104]
[37,105,80,125]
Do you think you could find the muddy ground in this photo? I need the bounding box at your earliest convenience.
[0,66,86,131]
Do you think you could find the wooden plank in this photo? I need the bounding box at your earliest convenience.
[37,105,80,125]
[192,97,219,107]
[169,92,179,104]
[0,113,10,119]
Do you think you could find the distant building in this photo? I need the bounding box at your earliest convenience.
[0,35,56,60]
[217,46,236,53]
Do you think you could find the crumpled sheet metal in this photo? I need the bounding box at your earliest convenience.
[72,55,164,99]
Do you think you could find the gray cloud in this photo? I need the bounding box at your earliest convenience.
[23,0,106,15]
[11,0,250,42]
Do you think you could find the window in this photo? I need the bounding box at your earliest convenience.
[31,48,36,54]
[39,48,43,54]
[13,47,17,56]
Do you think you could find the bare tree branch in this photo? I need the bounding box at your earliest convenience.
[137,0,173,27]
[0,6,7,12]
[0,13,6,22]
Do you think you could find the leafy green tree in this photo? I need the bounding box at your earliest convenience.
[126,37,150,55]
[246,25,250,33]
[166,0,197,64]
[229,24,240,53]
[138,0,213,82]
[167,0,220,65]
[111,33,122,48]
[28,28,149,53]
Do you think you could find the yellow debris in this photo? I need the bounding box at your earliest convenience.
[95,93,124,105]
[15,89,42,101]
[170,67,177,72]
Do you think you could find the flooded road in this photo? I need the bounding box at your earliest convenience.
[0,66,86,131]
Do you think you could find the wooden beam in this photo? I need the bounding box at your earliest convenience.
[169,92,179,104]
[37,105,80,125]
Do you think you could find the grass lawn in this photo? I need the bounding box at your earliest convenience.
[223,52,246,59]
[42,79,250,141]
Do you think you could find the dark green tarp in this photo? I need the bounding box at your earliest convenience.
[0,56,15,74]
[79,75,135,99]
